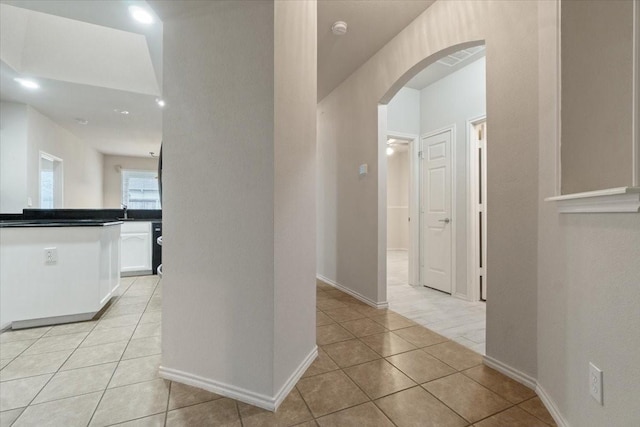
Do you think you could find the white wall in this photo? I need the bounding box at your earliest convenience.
[317,0,539,386]
[387,148,409,250]
[160,0,315,409]
[25,106,103,209]
[560,0,634,194]
[0,102,103,212]
[318,0,640,425]
[536,2,640,425]
[420,56,485,298]
[273,0,317,394]
[0,102,28,213]
[387,87,420,135]
[103,155,158,208]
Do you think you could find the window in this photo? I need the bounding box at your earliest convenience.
[40,152,63,208]
[121,170,160,209]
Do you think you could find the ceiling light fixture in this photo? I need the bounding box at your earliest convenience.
[331,21,348,36]
[75,118,89,125]
[386,147,394,156]
[120,110,130,115]
[156,98,165,108]
[14,78,39,89]
[129,6,154,24]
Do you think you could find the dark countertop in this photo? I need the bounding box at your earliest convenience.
[0,219,123,228]
[22,209,162,221]
[0,209,162,223]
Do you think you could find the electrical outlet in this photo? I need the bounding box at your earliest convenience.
[589,362,603,405]
[44,247,57,265]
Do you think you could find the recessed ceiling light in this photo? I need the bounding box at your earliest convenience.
[75,118,89,125]
[386,147,394,156]
[156,98,165,108]
[14,78,39,89]
[120,110,130,115]
[331,21,348,36]
[129,5,153,24]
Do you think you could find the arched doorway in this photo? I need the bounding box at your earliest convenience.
[379,42,487,354]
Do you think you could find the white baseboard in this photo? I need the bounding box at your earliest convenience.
[483,355,537,390]
[484,355,568,427]
[159,346,317,412]
[11,312,96,330]
[316,275,389,309]
[273,346,317,409]
[536,383,569,427]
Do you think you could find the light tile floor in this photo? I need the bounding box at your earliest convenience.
[387,250,486,355]
[0,275,554,426]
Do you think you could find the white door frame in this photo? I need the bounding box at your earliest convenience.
[420,125,457,295]
[387,131,420,286]
[467,115,486,302]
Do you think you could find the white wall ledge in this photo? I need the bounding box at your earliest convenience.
[545,187,640,213]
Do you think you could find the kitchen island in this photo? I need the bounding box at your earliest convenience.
[0,220,122,329]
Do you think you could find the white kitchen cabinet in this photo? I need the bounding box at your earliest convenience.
[0,224,121,329]
[121,221,152,275]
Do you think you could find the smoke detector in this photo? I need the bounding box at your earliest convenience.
[331,21,348,36]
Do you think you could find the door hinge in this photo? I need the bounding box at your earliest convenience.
[418,151,424,159]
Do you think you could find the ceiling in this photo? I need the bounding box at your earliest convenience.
[0,0,163,158]
[0,0,436,156]
[317,0,434,101]
[148,0,434,101]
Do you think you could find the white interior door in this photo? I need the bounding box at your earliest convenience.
[420,130,452,293]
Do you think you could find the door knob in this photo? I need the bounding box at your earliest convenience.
[438,218,450,224]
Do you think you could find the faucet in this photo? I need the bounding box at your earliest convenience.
[122,204,128,219]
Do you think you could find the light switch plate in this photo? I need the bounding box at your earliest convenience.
[359,164,368,176]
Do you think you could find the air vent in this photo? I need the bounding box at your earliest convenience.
[437,46,485,67]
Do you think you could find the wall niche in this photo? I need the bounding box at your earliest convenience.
[549,0,640,213]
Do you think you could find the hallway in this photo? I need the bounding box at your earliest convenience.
[0,275,555,426]
[387,250,486,354]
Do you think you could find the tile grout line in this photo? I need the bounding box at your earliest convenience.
[0,326,56,368]
[163,379,171,427]
[517,397,557,427]
[316,286,499,425]
[4,279,538,426]
[235,399,244,427]
[293,385,317,424]
[1,277,137,424]
[13,308,105,424]
[336,360,401,427]
[87,275,161,427]
[300,341,403,427]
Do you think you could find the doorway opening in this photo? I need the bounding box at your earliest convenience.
[386,133,419,291]
[383,44,487,354]
[39,151,63,209]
